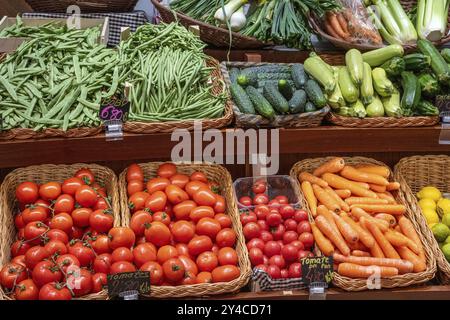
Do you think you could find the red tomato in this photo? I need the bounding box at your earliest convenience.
[249,247,264,266]
[175,243,190,257]
[214,214,231,228]
[15,213,25,229]
[140,261,163,285]
[196,251,218,272]
[93,253,112,274]
[38,282,72,300]
[89,210,114,233]
[144,222,171,248]
[290,240,305,251]
[254,265,268,273]
[110,261,136,274]
[260,230,274,242]
[14,279,39,300]
[170,174,190,189]
[281,244,299,262]
[211,265,240,283]
[280,269,289,279]
[256,220,269,232]
[39,182,61,201]
[217,247,238,266]
[189,206,215,223]
[157,163,177,179]
[157,245,178,264]
[173,200,196,220]
[243,222,261,241]
[25,246,50,269]
[92,273,107,293]
[190,171,208,183]
[67,242,95,267]
[288,262,302,278]
[146,177,171,195]
[254,205,270,220]
[126,164,144,182]
[17,228,25,240]
[271,224,286,241]
[213,195,226,214]
[252,180,267,194]
[299,232,314,249]
[246,238,265,251]
[196,271,212,284]
[111,247,134,263]
[45,229,68,244]
[22,207,48,225]
[211,244,219,256]
[49,213,73,235]
[238,196,252,208]
[71,208,92,228]
[267,265,281,279]
[127,179,144,196]
[70,226,85,240]
[188,236,213,256]
[297,220,312,234]
[152,211,170,226]
[264,241,281,258]
[282,230,298,244]
[294,210,309,222]
[240,211,257,225]
[165,185,189,205]
[185,181,208,198]
[44,240,67,256]
[145,191,167,213]
[133,243,157,268]
[75,185,97,208]
[253,194,269,205]
[130,210,153,237]
[275,195,289,205]
[53,194,75,215]
[269,255,286,269]
[74,168,95,185]
[171,221,195,243]
[24,221,48,245]
[298,250,312,260]
[215,228,236,248]
[196,217,222,240]
[193,188,217,207]
[16,182,39,205]
[32,261,62,287]
[93,197,109,211]
[268,199,281,209]
[284,219,298,231]
[67,268,92,297]
[181,272,197,285]
[55,254,80,273]
[34,200,51,214]
[11,255,26,267]
[108,227,135,250]
[61,177,84,196]
[128,192,149,213]
[266,212,282,227]
[279,205,295,220]
[0,263,27,289]
[162,258,185,283]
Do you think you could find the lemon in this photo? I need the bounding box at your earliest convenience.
[422,208,440,225]
[417,186,442,202]
[442,244,450,263]
[442,213,450,228]
[419,198,437,210]
[432,223,450,242]
[437,198,450,218]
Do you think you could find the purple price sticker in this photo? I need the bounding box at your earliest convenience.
[99,103,129,121]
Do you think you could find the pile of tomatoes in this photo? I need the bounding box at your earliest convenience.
[126,163,240,286]
[239,179,314,279]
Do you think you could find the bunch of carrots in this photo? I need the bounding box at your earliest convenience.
[299,157,427,279]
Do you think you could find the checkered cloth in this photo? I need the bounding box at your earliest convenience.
[252,269,307,291]
[22,12,148,46]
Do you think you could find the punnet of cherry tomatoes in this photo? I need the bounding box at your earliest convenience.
[125,163,242,287]
[235,176,315,281]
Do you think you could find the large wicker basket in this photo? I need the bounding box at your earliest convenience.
[394,155,450,284]
[326,113,440,128]
[0,163,121,300]
[151,0,267,49]
[290,156,437,291]
[25,0,138,13]
[220,61,330,128]
[123,58,233,134]
[118,162,251,298]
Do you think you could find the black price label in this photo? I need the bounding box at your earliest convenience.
[107,271,151,298]
[99,102,129,122]
[301,256,333,285]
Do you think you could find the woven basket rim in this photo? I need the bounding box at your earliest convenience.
[327,112,440,128]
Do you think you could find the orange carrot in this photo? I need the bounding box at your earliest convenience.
[325,186,350,212]
[336,12,349,34]
[376,192,396,204]
[341,215,375,248]
[354,181,371,190]
[315,215,350,256]
[299,172,328,188]
[348,241,369,252]
[333,253,413,274]
[351,250,371,257]
[356,165,390,178]
[340,166,389,186]
[397,246,426,273]
[332,212,359,244]
[317,205,339,233]
[363,219,401,259]
[386,182,400,191]
[313,184,340,213]
[311,222,334,256]
[313,157,345,177]
[338,263,398,278]
[369,183,387,193]
[370,240,386,258]
[374,213,397,227]
[395,225,402,233]
[301,181,317,217]
[335,189,351,199]
[398,217,425,264]
[324,19,343,39]
[389,230,419,255]
[327,13,350,40]
[350,204,406,215]
[351,208,390,232]
[345,197,389,206]
[322,173,378,198]
[384,230,408,247]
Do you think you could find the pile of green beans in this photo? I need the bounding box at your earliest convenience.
[0,22,119,131]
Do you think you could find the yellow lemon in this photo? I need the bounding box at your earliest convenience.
[417,186,442,202]
[419,198,437,211]
[437,198,450,218]
[422,208,440,225]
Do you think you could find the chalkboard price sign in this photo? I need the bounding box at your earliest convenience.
[99,102,130,122]
[301,256,334,285]
[107,271,151,298]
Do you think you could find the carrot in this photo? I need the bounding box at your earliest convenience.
[316,215,350,256]
[338,263,398,278]
[345,197,389,206]
[327,13,350,40]
[354,181,371,190]
[397,246,426,273]
[351,208,390,232]
[301,181,317,217]
[370,240,386,258]
[341,215,375,248]
[299,172,328,188]
[351,250,371,257]
[325,186,350,212]
[384,230,408,247]
[350,204,406,215]
[369,183,387,193]
[333,253,413,274]
[311,222,334,256]
[313,184,340,213]
[335,189,351,199]
[386,182,400,191]
[398,217,426,264]
[340,166,389,186]
[332,212,359,244]
[374,213,396,227]
[322,173,378,198]
[313,157,345,177]
[376,192,396,204]
[317,205,339,233]
[324,19,343,39]
[389,230,420,255]
[348,241,369,252]
[363,219,401,259]
[356,165,390,178]
[336,12,349,34]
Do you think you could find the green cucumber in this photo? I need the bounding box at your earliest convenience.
[305,79,327,109]
[417,39,450,85]
[245,86,275,120]
[243,65,291,74]
[278,79,294,100]
[229,67,240,84]
[230,84,256,114]
[291,64,308,89]
[288,90,307,114]
[304,101,316,113]
[237,74,250,87]
[400,71,421,116]
[263,83,289,114]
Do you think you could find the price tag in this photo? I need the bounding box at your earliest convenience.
[301,256,333,286]
[439,111,450,145]
[99,102,129,122]
[107,271,151,299]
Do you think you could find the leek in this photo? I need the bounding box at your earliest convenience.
[417,0,450,42]
[214,0,248,23]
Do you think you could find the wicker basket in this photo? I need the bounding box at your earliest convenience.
[309,0,450,52]
[0,163,121,300]
[118,162,251,298]
[123,58,233,134]
[220,61,330,128]
[326,112,440,128]
[151,0,267,49]
[290,156,437,291]
[25,0,138,13]
[394,155,450,284]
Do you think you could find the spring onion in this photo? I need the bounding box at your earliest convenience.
[416,0,450,42]
[214,0,248,23]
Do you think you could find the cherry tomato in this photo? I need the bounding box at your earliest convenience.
[279,204,295,220]
[24,221,48,245]
[171,220,195,243]
[271,224,286,241]
[39,182,61,201]
[172,200,196,220]
[89,210,114,233]
[282,230,299,244]
[252,180,267,194]
[211,265,240,283]
[53,194,74,215]
[169,174,189,189]
[242,222,260,241]
[187,171,206,183]
[294,210,309,222]
[264,241,281,258]
[16,182,39,205]
[152,211,171,226]
[107,227,135,250]
[49,213,73,235]
[93,253,112,274]
[92,183,106,197]
[22,206,48,225]
[141,220,170,247]
[156,163,177,179]
[92,273,107,293]
[238,196,253,208]
[39,282,72,300]
[196,217,222,240]
[55,254,80,274]
[61,177,84,196]
[74,168,95,185]
[297,220,312,234]
[126,164,144,182]
[111,247,133,263]
[162,258,185,283]
[288,263,302,278]
[253,194,269,206]
[267,265,281,279]
[193,188,217,207]
[188,235,213,256]
[67,242,95,267]
[254,205,269,220]
[14,279,39,300]
[284,219,298,231]
[256,220,269,232]
[145,191,167,213]
[281,244,299,262]
[165,185,189,205]
[10,240,29,258]
[213,214,231,229]
[0,263,27,289]
[260,230,273,242]
[75,185,97,208]
[215,228,236,248]
[240,211,257,225]
[196,251,218,272]
[110,261,137,274]
[66,268,92,297]
[130,210,153,237]
[189,206,215,223]
[247,238,265,251]
[217,247,238,266]
[132,243,157,268]
[139,261,163,285]
[299,232,314,249]
[146,177,171,195]
[128,191,149,213]
[15,212,25,229]
[127,179,144,196]
[11,255,26,267]
[32,261,62,287]
[24,245,49,269]
[44,240,67,256]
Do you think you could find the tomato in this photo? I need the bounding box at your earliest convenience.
[49,213,73,235]
[16,182,39,205]
[241,222,259,241]
[93,197,109,211]
[131,243,156,268]
[43,229,66,245]
[175,243,190,257]
[144,177,168,193]
[249,247,266,266]
[0,263,27,289]
[288,262,302,278]
[171,221,195,243]
[16,228,25,240]
[74,168,95,185]
[88,252,111,274]
[211,265,240,283]
[269,254,286,269]
[75,185,97,208]
[53,194,74,215]
[108,227,135,250]
[256,220,268,232]
[165,185,189,205]
[281,244,299,262]
[214,195,226,214]
[92,273,107,293]
[145,191,167,212]
[144,222,171,247]
[11,255,26,267]
[169,174,189,189]
[152,211,171,226]
[282,230,298,244]
[271,224,286,241]
[187,171,206,183]
[55,254,80,274]
[275,195,289,205]
[238,196,253,208]
[298,250,312,260]
[279,204,295,220]
[189,206,214,223]
[66,268,92,297]
[44,240,67,256]
[89,210,114,233]
[24,221,48,245]
[67,242,95,267]
[294,210,309,222]
[92,183,106,197]
[267,265,281,279]
[177,255,198,276]
[14,279,39,300]
[110,261,136,274]
[217,247,238,266]
[162,258,185,283]
[196,217,222,240]
[254,265,268,273]
[266,212,282,227]
[196,251,218,272]
[61,177,83,196]
[247,238,265,251]
[192,188,217,207]
[127,191,148,213]
[22,207,48,225]
[297,220,312,234]
[214,228,235,248]
[172,200,196,221]
[284,219,298,232]
[213,214,231,229]
[253,194,269,206]
[240,211,257,225]
[139,261,163,285]
[70,226,85,240]
[69,208,91,228]
[126,164,144,182]
[15,213,25,229]
[290,240,305,251]
[32,261,62,287]
[253,205,268,221]
[130,210,153,237]
[34,200,51,214]
[181,272,197,285]
[110,247,133,263]
[188,236,213,256]
[182,180,205,197]
[39,282,72,300]
[10,240,28,258]
[252,180,267,194]
[299,232,314,249]
[127,179,144,196]
[264,241,281,258]
[260,230,273,242]
[157,163,177,179]
[156,245,178,264]
[38,182,61,201]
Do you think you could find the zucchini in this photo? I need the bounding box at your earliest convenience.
[416,100,439,116]
[230,84,256,114]
[338,67,359,103]
[417,39,450,84]
[400,72,422,116]
[304,56,335,93]
[291,64,308,89]
[304,101,316,113]
[380,57,405,77]
[381,87,402,117]
[349,100,367,118]
[305,79,327,109]
[372,68,394,97]
[362,44,404,67]
[229,67,240,84]
[442,48,450,63]
[338,107,352,117]
[361,63,374,105]
[366,95,385,117]
[288,90,307,114]
[345,49,364,85]
[404,53,431,71]
[418,73,440,97]
[278,79,294,100]
[263,83,289,114]
[327,69,346,110]
[245,86,275,120]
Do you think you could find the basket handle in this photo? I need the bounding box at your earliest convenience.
[59,0,108,9]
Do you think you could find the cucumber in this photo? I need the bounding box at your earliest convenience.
[288,90,307,114]
[346,49,364,85]
[305,79,327,109]
[404,53,431,72]
[243,65,291,74]
[338,67,359,103]
[291,64,308,89]
[278,79,294,100]
[304,101,316,113]
[417,39,450,84]
[237,74,250,87]
[258,73,292,81]
[230,84,256,114]
[442,49,450,63]
[245,86,275,120]
[400,71,421,116]
[229,67,240,84]
[263,83,289,114]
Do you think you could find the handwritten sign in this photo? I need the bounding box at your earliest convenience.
[301,256,333,285]
[99,102,129,122]
[107,271,150,298]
